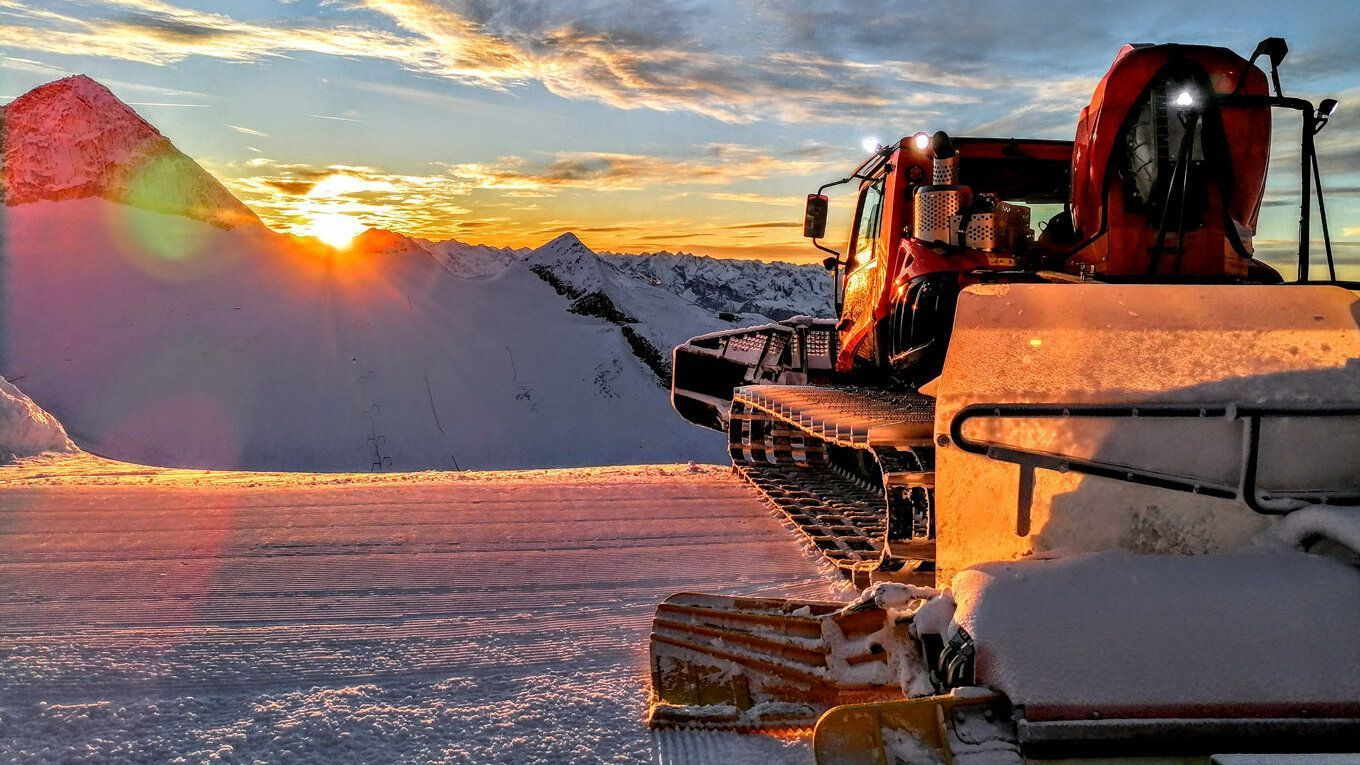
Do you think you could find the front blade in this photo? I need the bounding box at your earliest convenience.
[813,693,1009,765]
[647,592,904,729]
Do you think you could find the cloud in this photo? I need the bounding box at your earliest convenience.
[0,0,1110,125]
[1,54,210,98]
[527,223,644,235]
[263,179,316,195]
[343,78,549,120]
[228,150,827,250]
[445,145,836,191]
[0,0,431,68]
[705,192,801,206]
[228,124,268,137]
[720,221,800,230]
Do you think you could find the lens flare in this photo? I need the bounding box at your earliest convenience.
[306,214,365,249]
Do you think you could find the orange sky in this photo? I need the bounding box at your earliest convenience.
[2,1,1357,264]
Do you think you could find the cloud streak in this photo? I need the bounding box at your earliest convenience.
[0,0,1103,126]
[446,145,837,191]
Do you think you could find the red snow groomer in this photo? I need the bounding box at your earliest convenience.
[652,39,1360,762]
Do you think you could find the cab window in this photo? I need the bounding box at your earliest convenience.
[850,180,884,270]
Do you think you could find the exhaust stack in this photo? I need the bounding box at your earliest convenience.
[912,132,972,245]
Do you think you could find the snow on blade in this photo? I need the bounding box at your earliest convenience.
[949,547,1360,716]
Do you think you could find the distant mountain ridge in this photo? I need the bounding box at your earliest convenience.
[374,228,834,322]
[599,250,833,320]
[413,237,529,279]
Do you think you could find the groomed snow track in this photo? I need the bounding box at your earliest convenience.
[0,456,844,764]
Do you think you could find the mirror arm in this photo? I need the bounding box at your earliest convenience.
[1310,131,1336,281]
[811,177,853,264]
[1298,103,1315,282]
[817,177,851,196]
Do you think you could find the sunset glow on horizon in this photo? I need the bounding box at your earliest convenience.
[1,1,1357,265]
[304,213,366,250]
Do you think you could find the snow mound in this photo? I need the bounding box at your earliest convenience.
[1,75,258,228]
[0,377,75,461]
[1261,505,1360,554]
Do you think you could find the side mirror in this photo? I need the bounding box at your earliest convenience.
[1252,37,1289,69]
[803,194,829,239]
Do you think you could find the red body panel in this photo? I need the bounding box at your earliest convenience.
[1068,44,1271,276]
[833,43,1275,372]
[835,139,1072,372]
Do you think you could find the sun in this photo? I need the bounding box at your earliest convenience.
[307,214,366,249]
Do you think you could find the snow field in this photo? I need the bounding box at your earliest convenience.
[0,459,841,763]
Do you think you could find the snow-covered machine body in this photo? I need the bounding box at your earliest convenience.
[653,39,1360,762]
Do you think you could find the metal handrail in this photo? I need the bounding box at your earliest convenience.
[948,402,1360,514]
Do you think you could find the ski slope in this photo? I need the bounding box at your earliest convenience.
[0,454,847,764]
[3,198,733,471]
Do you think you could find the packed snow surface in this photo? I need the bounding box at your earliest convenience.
[0,376,75,461]
[0,454,842,763]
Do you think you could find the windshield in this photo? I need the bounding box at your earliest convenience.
[851,180,885,269]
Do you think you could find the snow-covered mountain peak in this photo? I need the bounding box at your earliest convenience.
[10,74,134,127]
[526,232,595,271]
[1,75,259,229]
[523,231,620,295]
[542,231,587,253]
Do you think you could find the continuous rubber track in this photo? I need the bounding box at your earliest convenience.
[728,384,937,586]
[733,384,934,450]
[735,461,886,574]
[0,455,840,764]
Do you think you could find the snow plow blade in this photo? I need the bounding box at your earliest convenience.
[812,693,1008,765]
[646,593,903,729]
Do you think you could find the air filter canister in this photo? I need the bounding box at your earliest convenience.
[914,186,972,245]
